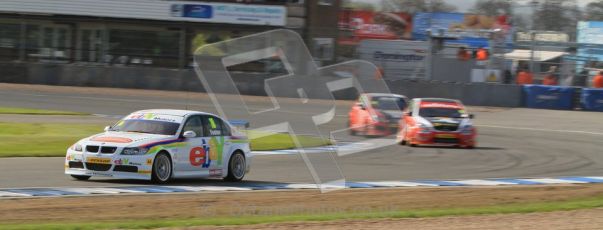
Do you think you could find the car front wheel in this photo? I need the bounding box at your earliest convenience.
[224,152,246,182]
[151,153,173,184]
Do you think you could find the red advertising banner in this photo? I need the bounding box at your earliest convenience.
[339,9,413,45]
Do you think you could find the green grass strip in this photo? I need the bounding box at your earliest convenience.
[0,107,88,115]
[0,123,332,157]
[2,195,603,230]
[0,123,102,157]
[246,130,332,151]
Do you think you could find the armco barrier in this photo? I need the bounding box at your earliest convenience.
[523,85,575,110]
[581,88,603,112]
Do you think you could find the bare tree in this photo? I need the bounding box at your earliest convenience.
[382,0,457,13]
[533,0,581,39]
[470,0,514,16]
[585,0,603,21]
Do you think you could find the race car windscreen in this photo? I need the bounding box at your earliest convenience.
[111,119,180,136]
[419,108,464,118]
[373,97,406,111]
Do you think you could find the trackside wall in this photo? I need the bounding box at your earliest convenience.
[0,62,522,107]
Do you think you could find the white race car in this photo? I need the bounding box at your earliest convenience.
[65,109,251,183]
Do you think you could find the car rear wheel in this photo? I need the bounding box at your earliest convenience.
[349,121,357,136]
[151,153,172,184]
[70,175,91,181]
[399,129,408,145]
[224,152,246,182]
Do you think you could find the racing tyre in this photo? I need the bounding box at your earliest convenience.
[349,121,357,136]
[151,153,173,184]
[70,175,91,181]
[399,139,407,146]
[399,130,408,145]
[225,152,246,182]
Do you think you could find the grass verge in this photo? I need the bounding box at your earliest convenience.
[0,123,102,157]
[247,130,332,151]
[0,123,331,157]
[2,194,603,230]
[0,107,88,115]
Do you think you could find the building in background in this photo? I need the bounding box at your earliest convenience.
[0,0,340,69]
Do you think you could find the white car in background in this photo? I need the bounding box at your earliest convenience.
[65,109,251,183]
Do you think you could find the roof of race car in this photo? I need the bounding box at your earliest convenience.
[134,109,214,117]
[363,93,407,98]
[414,98,461,104]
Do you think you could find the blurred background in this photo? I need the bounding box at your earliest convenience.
[1,0,603,105]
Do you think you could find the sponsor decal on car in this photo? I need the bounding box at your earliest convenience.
[126,113,182,123]
[420,102,462,109]
[86,157,111,164]
[210,169,223,176]
[435,133,456,139]
[188,137,225,168]
[90,136,133,143]
[114,158,129,165]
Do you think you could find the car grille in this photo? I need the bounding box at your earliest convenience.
[114,165,138,173]
[434,138,460,144]
[86,145,100,153]
[68,161,84,169]
[432,123,459,132]
[85,163,112,171]
[100,146,117,154]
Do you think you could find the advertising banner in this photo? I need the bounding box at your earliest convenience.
[412,12,512,48]
[581,88,603,112]
[523,85,575,110]
[171,3,286,26]
[577,21,603,62]
[471,69,500,83]
[338,9,413,44]
[357,39,428,79]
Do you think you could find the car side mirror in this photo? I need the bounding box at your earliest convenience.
[183,131,197,138]
[104,126,111,132]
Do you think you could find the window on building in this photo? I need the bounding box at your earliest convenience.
[108,29,180,67]
[0,23,20,61]
[22,24,72,62]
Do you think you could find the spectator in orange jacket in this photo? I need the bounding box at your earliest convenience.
[516,69,534,85]
[593,71,603,88]
[542,66,558,86]
[476,47,489,61]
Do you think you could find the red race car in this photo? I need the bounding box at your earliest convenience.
[397,98,476,148]
[348,93,408,137]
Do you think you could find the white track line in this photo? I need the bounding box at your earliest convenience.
[477,125,603,136]
[449,179,517,186]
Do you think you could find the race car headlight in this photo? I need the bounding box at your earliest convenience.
[71,144,83,152]
[121,147,148,155]
[460,125,474,134]
[418,123,432,133]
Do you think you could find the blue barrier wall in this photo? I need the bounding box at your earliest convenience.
[581,88,603,112]
[523,85,576,110]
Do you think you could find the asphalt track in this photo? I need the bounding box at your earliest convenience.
[1,83,603,188]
